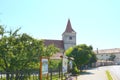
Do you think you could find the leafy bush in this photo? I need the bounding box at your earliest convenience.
[71,62,80,75]
[49,59,62,70]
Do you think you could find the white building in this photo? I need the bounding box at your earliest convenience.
[95,48,120,65]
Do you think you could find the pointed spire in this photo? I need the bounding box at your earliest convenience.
[63,19,75,34]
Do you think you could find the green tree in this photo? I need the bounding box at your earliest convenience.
[0,26,59,79]
[49,59,61,70]
[109,54,116,61]
[87,52,97,67]
[65,44,95,70]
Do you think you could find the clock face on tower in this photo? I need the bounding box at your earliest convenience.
[69,36,72,40]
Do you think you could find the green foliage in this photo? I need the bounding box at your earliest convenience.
[0,32,43,71]
[88,52,97,64]
[0,26,59,73]
[109,54,116,61]
[65,44,96,69]
[43,44,59,57]
[0,25,4,36]
[71,62,80,74]
[49,59,61,70]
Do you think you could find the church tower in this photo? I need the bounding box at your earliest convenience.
[62,19,76,51]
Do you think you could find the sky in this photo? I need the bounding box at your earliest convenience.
[0,0,120,50]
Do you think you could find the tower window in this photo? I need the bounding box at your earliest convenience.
[69,36,72,40]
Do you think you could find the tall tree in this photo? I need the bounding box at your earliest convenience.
[65,44,95,70]
[0,26,59,79]
[87,52,97,67]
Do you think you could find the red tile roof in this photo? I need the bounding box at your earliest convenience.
[63,19,76,34]
[44,39,64,50]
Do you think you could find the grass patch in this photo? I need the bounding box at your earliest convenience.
[42,74,65,80]
[106,70,113,80]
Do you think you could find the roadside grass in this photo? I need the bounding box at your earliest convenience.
[106,70,113,80]
[42,74,61,80]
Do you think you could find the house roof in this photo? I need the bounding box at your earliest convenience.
[63,19,76,34]
[94,48,120,54]
[44,39,64,50]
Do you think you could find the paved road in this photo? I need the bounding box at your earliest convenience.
[93,65,120,80]
[76,67,107,80]
[72,65,120,80]
[105,65,120,80]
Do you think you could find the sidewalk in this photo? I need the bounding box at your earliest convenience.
[69,68,107,80]
[77,68,107,80]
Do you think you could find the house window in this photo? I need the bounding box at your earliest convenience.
[69,36,72,40]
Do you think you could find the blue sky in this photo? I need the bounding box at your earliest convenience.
[0,0,120,50]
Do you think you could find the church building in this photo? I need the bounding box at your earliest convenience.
[43,19,120,64]
[44,19,76,58]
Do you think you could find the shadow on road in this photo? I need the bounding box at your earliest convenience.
[80,71,94,75]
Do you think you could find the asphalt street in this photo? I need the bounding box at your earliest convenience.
[98,65,120,80]
[108,65,120,80]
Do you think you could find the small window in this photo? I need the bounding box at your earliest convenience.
[69,36,72,40]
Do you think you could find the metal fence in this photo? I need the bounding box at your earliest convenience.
[0,69,62,80]
[0,70,39,80]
